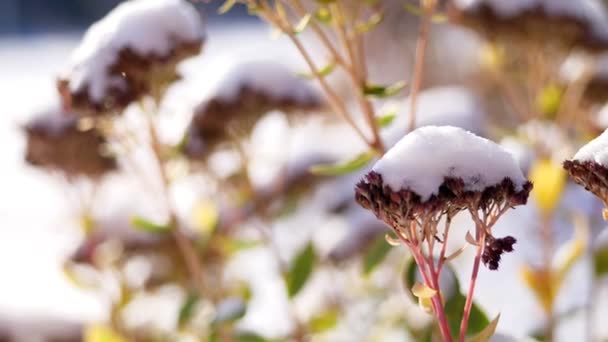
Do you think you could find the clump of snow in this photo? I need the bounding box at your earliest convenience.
[208,60,320,105]
[65,0,204,102]
[572,129,608,165]
[373,126,527,200]
[454,0,608,43]
[382,86,484,147]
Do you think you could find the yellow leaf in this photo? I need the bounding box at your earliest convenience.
[528,159,566,214]
[554,215,588,285]
[520,265,555,313]
[418,296,434,313]
[191,200,219,235]
[479,44,504,71]
[384,233,401,246]
[84,324,127,342]
[412,281,437,299]
[468,314,500,342]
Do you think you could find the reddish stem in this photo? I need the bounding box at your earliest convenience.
[458,231,485,342]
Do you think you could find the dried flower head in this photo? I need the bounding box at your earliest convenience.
[564,130,608,215]
[182,61,323,160]
[58,0,204,116]
[449,0,608,52]
[24,111,117,178]
[355,126,532,270]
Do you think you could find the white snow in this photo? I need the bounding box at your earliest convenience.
[207,60,320,105]
[64,0,204,102]
[382,86,484,147]
[573,128,608,165]
[372,126,527,200]
[454,0,608,44]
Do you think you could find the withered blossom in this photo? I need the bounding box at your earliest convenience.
[24,111,117,178]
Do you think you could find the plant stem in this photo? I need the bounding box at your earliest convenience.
[145,111,205,294]
[458,227,485,342]
[408,0,436,133]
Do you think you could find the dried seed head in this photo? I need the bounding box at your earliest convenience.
[564,159,608,206]
[481,235,517,270]
[24,111,117,178]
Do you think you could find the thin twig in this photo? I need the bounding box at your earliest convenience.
[458,221,486,342]
[407,0,437,132]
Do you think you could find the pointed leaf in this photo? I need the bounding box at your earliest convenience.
[465,231,478,246]
[297,61,336,79]
[309,309,339,333]
[377,111,397,128]
[412,282,437,299]
[356,13,383,33]
[286,242,316,297]
[363,81,406,98]
[130,216,170,234]
[294,13,312,34]
[310,151,375,176]
[468,314,500,342]
[178,293,200,327]
[384,233,401,246]
[218,0,237,14]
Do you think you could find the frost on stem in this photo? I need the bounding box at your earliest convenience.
[23,109,117,178]
[182,61,324,160]
[564,129,608,213]
[355,126,532,270]
[449,0,608,52]
[58,0,205,116]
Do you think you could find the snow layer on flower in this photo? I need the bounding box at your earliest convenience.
[573,129,608,165]
[454,0,608,42]
[65,0,204,102]
[208,60,319,105]
[382,86,484,148]
[373,126,527,200]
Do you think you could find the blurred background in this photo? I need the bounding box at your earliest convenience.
[3,1,608,341]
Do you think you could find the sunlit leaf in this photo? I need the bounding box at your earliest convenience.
[286,242,316,297]
[363,234,393,275]
[309,309,339,333]
[403,3,447,22]
[310,151,375,176]
[536,84,563,119]
[294,13,312,34]
[529,159,566,214]
[217,236,261,255]
[412,282,436,298]
[468,314,500,342]
[218,0,237,14]
[191,199,219,235]
[376,111,397,128]
[297,61,336,79]
[178,293,200,328]
[356,13,383,33]
[363,81,407,98]
[129,216,170,234]
[314,7,332,23]
[520,265,554,313]
[84,324,127,342]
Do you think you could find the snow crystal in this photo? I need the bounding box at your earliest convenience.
[454,0,608,43]
[573,129,608,166]
[372,126,527,200]
[208,60,319,105]
[65,0,204,102]
[382,86,484,148]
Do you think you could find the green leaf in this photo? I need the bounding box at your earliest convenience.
[177,293,200,327]
[403,3,447,23]
[309,309,339,333]
[356,13,383,33]
[294,13,312,34]
[376,111,397,128]
[403,258,418,294]
[129,216,170,234]
[444,265,490,338]
[594,245,608,277]
[218,0,237,14]
[363,234,393,275]
[310,151,375,176]
[212,298,247,326]
[297,61,336,79]
[286,242,316,297]
[363,81,406,98]
[468,314,500,342]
